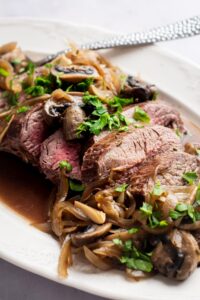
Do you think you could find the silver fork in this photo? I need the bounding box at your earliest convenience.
[28,15,200,66]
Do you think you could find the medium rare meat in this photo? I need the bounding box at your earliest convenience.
[81,125,182,184]
[40,130,81,183]
[128,152,200,196]
[123,101,185,133]
[0,104,50,165]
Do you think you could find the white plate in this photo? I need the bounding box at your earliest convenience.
[0,18,200,300]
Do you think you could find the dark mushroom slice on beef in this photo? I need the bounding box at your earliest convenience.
[71,223,112,247]
[120,75,157,102]
[52,65,100,83]
[63,105,86,140]
[152,229,200,280]
[43,99,70,126]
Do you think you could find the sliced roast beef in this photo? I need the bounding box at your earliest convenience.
[0,103,50,164]
[123,101,185,133]
[81,125,182,184]
[40,129,81,183]
[128,151,200,196]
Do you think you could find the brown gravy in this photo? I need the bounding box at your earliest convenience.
[0,119,200,225]
[0,152,52,223]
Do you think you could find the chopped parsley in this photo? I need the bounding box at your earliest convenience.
[11,59,21,65]
[113,239,153,273]
[26,62,35,76]
[108,96,134,113]
[169,202,200,223]
[133,106,150,123]
[151,181,165,196]
[16,106,30,114]
[115,183,128,192]
[140,202,168,228]
[77,93,131,136]
[25,85,45,97]
[0,67,9,77]
[182,172,198,185]
[128,227,139,234]
[69,180,85,192]
[66,78,94,92]
[59,160,73,172]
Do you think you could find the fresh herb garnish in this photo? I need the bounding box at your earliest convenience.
[133,106,150,123]
[0,67,9,77]
[69,180,85,192]
[5,114,12,122]
[140,202,153,216]
[182,172,198,185]
[108,96,134,113]
[151,181,165,196]
[66,78,94,92]
[115,183,128,192]
[25,85,45,97]
[77,93,131,136]
[128,227,139,234]
[16,106,30,114]
[140,202,168,228]
[59,160,73,172]
[26,62,35,76]
[11,59,21,65]
[169,202,200,222]
[7,91,19,106]
[113,239,153,273]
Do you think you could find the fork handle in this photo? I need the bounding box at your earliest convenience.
[36,15,200,66]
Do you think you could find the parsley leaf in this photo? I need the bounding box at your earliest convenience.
[0,67,9,77]
[133,106,150,123]
[140,202,168,228]
[140,202,153,216]
[182,172,198,185]
[59,160,73,172]
[25,85,45,97]
[151,181,165,196]
[113,238,123,246]
[115,183,128,192]
[69,180,84,192]
[109,96,134,112]
[16,106,30,114]
[169,202,198,222]
[26,62,35,76]
[77,93,131,136]
[128,227,139,234]
[114,239,153,273]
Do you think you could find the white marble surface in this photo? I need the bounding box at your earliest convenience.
[0,0,200,299]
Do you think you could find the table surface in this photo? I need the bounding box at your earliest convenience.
[0,0,200,299]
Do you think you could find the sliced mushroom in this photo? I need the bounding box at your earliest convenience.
[152,229,200,280]
[43,99,69,125]
[74,201,106,224]
[63,105,86,140]
[184,142,200,156]
[120,75,157,102]
[0,42,17,56]
[71,223,112,247]
[52,65,99,83]
[52,89,84,106]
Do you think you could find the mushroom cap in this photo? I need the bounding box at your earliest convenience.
[71,223,112,247]
[152,229,200,280]
[52,65,100,83]
[63,105,86,140]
